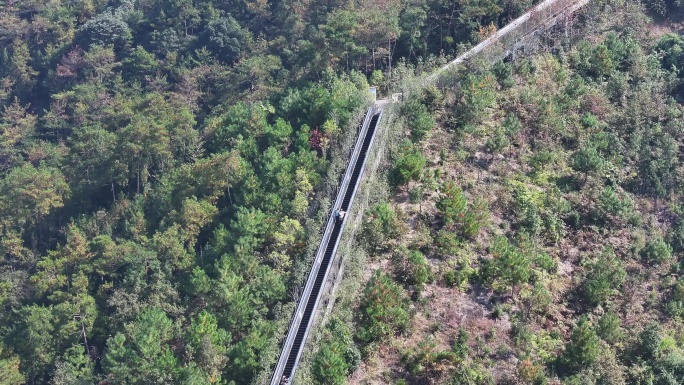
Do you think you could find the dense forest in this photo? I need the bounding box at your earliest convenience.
[0,0,546,384]
[301,0,684,384]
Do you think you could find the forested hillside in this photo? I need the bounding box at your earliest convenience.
[0,0,539,384]
[304,0,684,384]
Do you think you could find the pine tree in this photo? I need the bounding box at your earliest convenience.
[358,270,410,343]
[562,316,601,374]
[312,342,349,385]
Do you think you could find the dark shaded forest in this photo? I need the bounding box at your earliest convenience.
[0,0,540,384]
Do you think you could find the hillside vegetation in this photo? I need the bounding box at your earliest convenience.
[309,1,684,384]
[0,0,548,384]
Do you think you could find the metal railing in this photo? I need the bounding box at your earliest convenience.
[426,0,590,82]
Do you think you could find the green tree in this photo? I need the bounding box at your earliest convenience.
[570,145,604,180]
[186,310,230,382]
[492,60,515,88]
[235,54,284,102]
[597,185,634,224]
[66,123,126,199]
[655,34,684,76]
[0,98,36,165]
[635,323,661,361]
[485,127,509,154]
[640,236,673,264]
[78,10,132,49]
[291,168,313,219]
[264,118,293,148]
[101,308,179,385]
[402,98,435,142]
[597,311,623,345]
[8,39,37,98]
[150,150,245,219]
[396,4,428,59]
[482,236,532,294]
[403,335,462,376]
[175,197,218,250]
[502,113,521,136]
[201,16,248,63]
[122,46,159,82]
[456,73,497,127]
[393,247,431,288]
[207,102,269,154]
[582,248,626,306]
[435,226,461,257]
[52,345,95,385]
[670,218,684,255]
[312,342,349,385]
[636,126,677,200]
[8,305,56,383]
[361,202,403,252]
[591,43,615,78]
[320,10,363,71]
[226,319,274,384]
[266,216,304,272]
[227,206,270,254]
[358,270,411,343]
[561,316,601,374]
[82,45,121,83]
[370,70,383,87]
[31,224,92,297]
[392,142,426,186]
[436,182,467,227]
[0,164,69,240]
[666,278,684,317]
[0,345,23,385]
[116,92,199,194]
[436,184,488,240]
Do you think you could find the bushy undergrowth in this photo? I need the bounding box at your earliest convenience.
[326,2,684,384]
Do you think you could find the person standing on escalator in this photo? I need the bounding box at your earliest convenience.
[335,208,346,224]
